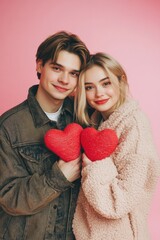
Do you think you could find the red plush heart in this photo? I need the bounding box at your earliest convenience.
[44,123,83,162]
[81,128,118,161]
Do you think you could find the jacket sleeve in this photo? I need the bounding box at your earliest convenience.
[0,131,73,216]
[80,116,160,219]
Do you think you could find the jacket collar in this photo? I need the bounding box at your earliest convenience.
[27,85,73,128]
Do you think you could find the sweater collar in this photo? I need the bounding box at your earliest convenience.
[91,99,139,130]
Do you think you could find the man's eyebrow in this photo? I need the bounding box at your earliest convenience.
[85,77,109,84]
[50,62,62,67]
[50,62,80,72]
[72,69,80,73]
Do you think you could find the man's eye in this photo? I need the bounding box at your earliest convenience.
[71,72,79,77]
[53,66,61,71]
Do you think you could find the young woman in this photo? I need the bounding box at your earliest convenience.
[73,53,160,240]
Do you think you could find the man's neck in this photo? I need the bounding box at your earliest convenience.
[35,87,64,113]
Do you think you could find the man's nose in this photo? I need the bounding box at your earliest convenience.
[59,72,69,84]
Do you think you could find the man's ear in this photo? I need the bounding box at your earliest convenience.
[36,59,43,73]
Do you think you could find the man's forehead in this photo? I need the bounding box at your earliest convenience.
[53,50,81,71]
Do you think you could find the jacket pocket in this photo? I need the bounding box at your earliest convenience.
[18,145,54,174]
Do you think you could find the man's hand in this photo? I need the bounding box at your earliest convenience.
[57,156,82,182]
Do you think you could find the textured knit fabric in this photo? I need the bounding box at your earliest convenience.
[73,99,160,240]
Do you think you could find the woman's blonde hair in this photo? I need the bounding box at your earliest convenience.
[75,52,129,126]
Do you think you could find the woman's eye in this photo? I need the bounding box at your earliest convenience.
[103,81,111,87]
[85,86,93,91]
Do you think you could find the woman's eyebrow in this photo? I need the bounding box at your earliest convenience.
[85,77,109,84]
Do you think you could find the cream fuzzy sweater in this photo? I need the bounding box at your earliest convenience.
[73,99,160,240]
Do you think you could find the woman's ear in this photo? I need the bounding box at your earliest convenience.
[121,74,126,81]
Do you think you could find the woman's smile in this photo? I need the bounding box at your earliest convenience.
[94,99,109,105]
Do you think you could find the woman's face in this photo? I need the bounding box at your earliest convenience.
[84,65,120,114]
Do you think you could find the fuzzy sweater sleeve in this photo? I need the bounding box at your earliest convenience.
[80,113,160,219]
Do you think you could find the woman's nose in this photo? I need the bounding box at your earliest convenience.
[95,87,104,97]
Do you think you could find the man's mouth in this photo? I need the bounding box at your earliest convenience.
[54,85,69,92]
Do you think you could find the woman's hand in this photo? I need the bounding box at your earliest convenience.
[82,153,92,167]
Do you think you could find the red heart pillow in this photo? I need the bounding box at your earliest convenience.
[44,123,83,162]
[81,127,118,161]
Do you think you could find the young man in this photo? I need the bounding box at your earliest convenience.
[0,31,90,240]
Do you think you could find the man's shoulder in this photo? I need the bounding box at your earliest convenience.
[65,96,74,104]
[63,96,74,113]
[0,100,28,126]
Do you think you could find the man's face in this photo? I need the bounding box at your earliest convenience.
[36,50,81,108]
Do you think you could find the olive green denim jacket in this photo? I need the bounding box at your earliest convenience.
[0,85,80,240]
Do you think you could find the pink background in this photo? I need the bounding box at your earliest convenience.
[0,0,160,238]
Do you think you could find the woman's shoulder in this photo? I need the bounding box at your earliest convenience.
[99,99,151,132]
